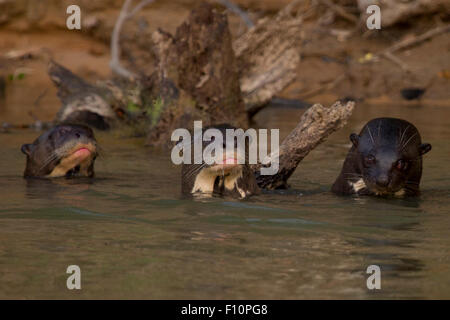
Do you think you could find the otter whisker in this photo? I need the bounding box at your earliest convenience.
[366,126,376,146]
[398,125,411,147]
[401,132,418,151]
[183,167,203,179]
[38,152,60,172]
[183,163,209,179]
[54,140,78,157]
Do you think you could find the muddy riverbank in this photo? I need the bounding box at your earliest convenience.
[0,0,449,126]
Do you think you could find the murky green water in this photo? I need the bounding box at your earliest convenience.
[0,103,449,299]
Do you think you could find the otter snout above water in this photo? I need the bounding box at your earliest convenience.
[332,118,431,197]
[21,124,98,178]
[181,124,260,199]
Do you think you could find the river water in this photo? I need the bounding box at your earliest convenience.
[0,101,449,299]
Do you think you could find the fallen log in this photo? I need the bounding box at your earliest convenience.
[49,61,117,130]
[48,60,144,130]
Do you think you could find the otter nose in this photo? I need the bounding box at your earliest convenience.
[72,129,83,139]
[376,175,389,187]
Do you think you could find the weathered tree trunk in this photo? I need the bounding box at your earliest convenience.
[148,1,305,128]
[174,4,248,128]
[234,3,302,117]
[253,100,355,190]
[146,2,248,146]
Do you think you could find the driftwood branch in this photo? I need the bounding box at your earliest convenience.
[48,60,99,104]
[318,0,358,23]
[48,60,117,128]
[383,24,450,54]
[253,100,355,190]
[110,0,154,79]
[378,24,450,72]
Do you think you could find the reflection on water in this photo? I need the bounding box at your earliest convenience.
[0,103,449,299]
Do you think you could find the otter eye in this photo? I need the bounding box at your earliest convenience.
[395,159,408,171]
[364,155,376,166]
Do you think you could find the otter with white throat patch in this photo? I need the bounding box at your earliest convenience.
[21,124,98,178]
[181,124,260,199]
[332,118,431,197]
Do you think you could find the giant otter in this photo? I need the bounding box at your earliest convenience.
[181,124,260,198]
[21,124,98,178]
[332,118,431,197]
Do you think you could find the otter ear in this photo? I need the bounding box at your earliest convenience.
[419,143,431,155]
[21,144,34,156]
[350,133,359,147]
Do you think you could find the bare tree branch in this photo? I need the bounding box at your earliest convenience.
[215,0,254,28]
[381,51,411,73]
[110,0,155,79]
[383,24,450,54]
[377,24,450,72]
[318,0,358,23]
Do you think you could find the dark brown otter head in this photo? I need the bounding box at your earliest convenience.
[181,124,259,198]
[21,124,98,178]
[347,118,431,196]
